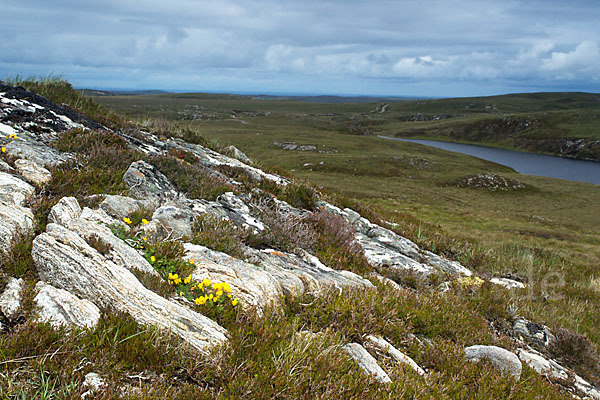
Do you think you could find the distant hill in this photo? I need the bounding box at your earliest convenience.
[79,89,170,96]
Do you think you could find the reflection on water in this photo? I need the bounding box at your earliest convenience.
[381,137,600,186]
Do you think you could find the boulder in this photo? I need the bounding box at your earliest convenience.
[0,171,35,207]
[464,345,522,378]
[491,277,526,290]
[225,145,253,164]
[246,248,374,298]
[0,159,13,173]
[14,158,52,186]
[183,243,283,311]
[0,277,24,320]
[34,281,101,329]
[365,335,426,376]
[513,317,555,348]
[49,197,157,276]
[517,349,569,381]
[123,160,179,206]
[318,202,472,277]
[343,343,392,383]
[32,223,227,352]
[164,138,288,185]
[0,203,34,254]
[100,195,154,220]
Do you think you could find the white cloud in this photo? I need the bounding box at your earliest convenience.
[541,41,600,79]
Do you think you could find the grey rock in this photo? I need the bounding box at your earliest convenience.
[123,160,179,206]
[49,198,158,276]
[165,138,288,185]
[151,201,196,239]
[0,203,34,254]
[48,196,82,226]
[365,334,426,376]
[343,343,392,383]
[464,345,522,378]
[184,243,283,312]
[100,195,154,220]
[518,349,600,399]
[82,372,106,399]
[0,277,24,320]
[217,192,264,232]
[226,145,253,164]
[0,171,36,207]
[513,317,555,348]
[318,201,472,277]
[0,159,13,173]
[32,223,227,353]
[5,135,74,167]
[491,277,526,290]
[14,158,52,186]
[34,281,101,329]
[517,349,569,381]
[246,248,374,298]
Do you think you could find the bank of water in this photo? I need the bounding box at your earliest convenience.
[381,137,600,186]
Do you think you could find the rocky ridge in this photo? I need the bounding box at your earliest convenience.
[0,82,598,398]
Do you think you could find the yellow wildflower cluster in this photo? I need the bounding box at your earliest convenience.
[112,216,239,311]
[456,276,485,288]
[189,278,239,307]
[2,133,19,155]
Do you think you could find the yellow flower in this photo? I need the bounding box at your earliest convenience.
[195,296,206,305]
[222,282,231,293]
[213,282,223,291]
[174,277,182,285]
[184,274,192,284]
[150,255,156,263]
[202,278,211,287]
[142,236,148,241]
[231,298,239,306]
[9,134,17,139]
[227,294,232,298]
[141,218,149,225]
[215,290,223,298]
[179,291,184,296]
[1,147,5,153]
[208,294,214,300]
[123,217,132,224]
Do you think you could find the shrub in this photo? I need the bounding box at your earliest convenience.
[280,183,319,211]
[191,215,248,259]
[549,328,600,386]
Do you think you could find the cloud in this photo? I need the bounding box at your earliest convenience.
[541,41,600,79]
[1,0,599,96]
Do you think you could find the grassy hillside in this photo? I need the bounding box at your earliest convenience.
[96,90,600,348]
[1,80,598,398]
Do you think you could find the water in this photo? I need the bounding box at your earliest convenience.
[380,137,600,186]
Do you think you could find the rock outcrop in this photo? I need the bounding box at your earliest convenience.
[0,172,35,254]
[0,277,24,320]
[34,281,101,329]
[32,200,228,352]
[343,342,392,383]
[464,345,522,378]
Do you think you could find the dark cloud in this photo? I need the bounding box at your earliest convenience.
[1,0,599,96]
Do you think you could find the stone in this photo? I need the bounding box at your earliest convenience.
[164,138,288,185]
[34,281,101,329]
[464,345,522,378]
[0,277,24,320]
[342,343,392,383]
[0,203,34,254]
[32,223,227,353]
[365,335,426,376]
[48,198,158,276]
[513,318,555,348]
[100,195,154,220]
[0,171,36,207]
[14,158,52,186]
[318,202,472,277]
[225,145,253,164]
[246,248,374,298]
[217,192,265,232]
[82,372,106,399]
[183,243,283,312]
[123,160,179,206]
[5,137,74,167]
[0,159,13,173]
[151,201,196,239]
[48,196,82,226]
[491,277,526,290]
[517,349,569,381]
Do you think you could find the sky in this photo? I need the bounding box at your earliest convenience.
[1,0,599,97]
